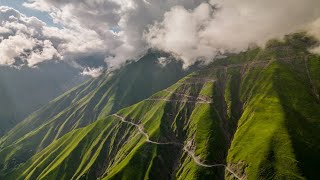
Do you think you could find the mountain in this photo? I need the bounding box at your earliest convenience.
[0,61,87,137]
[1,33,320,179]
[0,51,192,175]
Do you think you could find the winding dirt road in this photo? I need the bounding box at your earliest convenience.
[146,89,213,104]
[182,142,242,179]
[110,55,320,180]
[146,98,212,104]
[113,114,182,146]
[163,90,212,103]
[113,114,242,179]
[183,77,216,82]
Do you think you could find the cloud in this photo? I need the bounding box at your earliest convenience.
[0,6,108,67]
[23,0,205,68]
[145,3,217,67]
[157,57,171,67]
[308,17,320,54]
[4,0,320,68]
[0,34,35,65]
[145,0,320,65]
[81,66,103,78]
[28,40,61,66]
[0,7,42,66]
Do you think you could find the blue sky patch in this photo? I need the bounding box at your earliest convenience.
[0,0,56,26]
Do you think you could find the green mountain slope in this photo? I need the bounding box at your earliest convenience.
[0,51,191,173]
[0,61,87,136]
[2,71,229,180]
[1,33,320,179]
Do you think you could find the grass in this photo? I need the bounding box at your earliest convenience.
[0,51,189,176]
[2,33,320,180]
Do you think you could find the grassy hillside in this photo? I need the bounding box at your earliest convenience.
[3,70,228,180]
[0,51,191,173]
[0,61,87,136]
[1,33,320,179]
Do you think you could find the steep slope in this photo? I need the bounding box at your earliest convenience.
[0,61,87,136]
[0,51,192,173]
[3,70,229,180]
[3,33,319,180]
[227,34,320,180]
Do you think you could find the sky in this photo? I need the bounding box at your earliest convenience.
[0,0,320,74]
[0,0,55,25]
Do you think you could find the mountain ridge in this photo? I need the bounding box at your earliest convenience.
[0,61,88,136]
[1,33,320,179]
[0,51,193,174]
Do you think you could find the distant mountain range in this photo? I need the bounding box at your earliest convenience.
[0,33,319,180]
[0,61,88,137]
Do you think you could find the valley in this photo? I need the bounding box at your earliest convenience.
[0,33,319,180]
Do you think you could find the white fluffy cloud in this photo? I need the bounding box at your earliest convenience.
[146,0,320,65]
[0,6,55,66]
[2,0,320,68]
[0,34,35,65]
[27,40,61,66]
[308,17,320,54]
[23,0,205,68]
[145,4,217,67]
[0,6,106,67]
[81,67,103,78]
